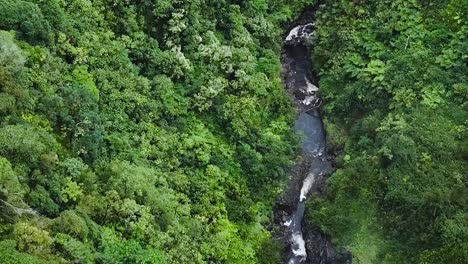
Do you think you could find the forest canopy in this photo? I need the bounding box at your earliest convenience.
[0,0,317,263]
[0,0,467,263]
[308,0,468,263]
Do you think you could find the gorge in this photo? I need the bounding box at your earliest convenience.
[276,14,350,264]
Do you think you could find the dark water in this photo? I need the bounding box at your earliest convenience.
[295,110,325,156]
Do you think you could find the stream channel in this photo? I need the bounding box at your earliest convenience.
[274,8,352,264]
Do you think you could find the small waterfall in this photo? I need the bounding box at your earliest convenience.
[300,172,316,202]
[285,112,329,264]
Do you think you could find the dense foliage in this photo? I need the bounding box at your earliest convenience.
[308,0,467,263]
[3,0,466,263]
[0,0,320,263]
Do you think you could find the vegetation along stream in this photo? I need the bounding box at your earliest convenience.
[0,1,466,263]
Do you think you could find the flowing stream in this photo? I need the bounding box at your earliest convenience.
[278,23,334,264]
[287,110,331,264]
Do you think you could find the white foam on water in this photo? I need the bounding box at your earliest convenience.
[284,219,292,227]
[305,78,319,93]
[285,25,301,42]
[299,172,316,202]
[291,232,307,259]
[285,23,315,43]
[302,95,315,105]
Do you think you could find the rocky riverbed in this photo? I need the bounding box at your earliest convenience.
[273,7,352,264]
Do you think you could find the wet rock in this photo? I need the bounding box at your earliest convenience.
[303,223,352,264]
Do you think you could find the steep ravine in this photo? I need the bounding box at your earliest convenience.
[273,10,352,264]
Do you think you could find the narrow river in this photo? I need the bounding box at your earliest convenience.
[278,23,334,264]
